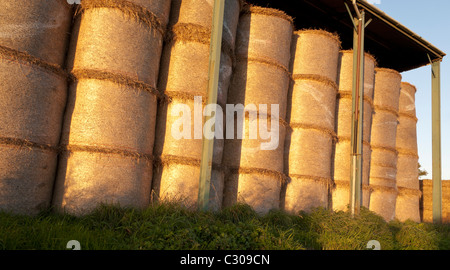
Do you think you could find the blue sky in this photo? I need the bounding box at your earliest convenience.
[367,0,449,180]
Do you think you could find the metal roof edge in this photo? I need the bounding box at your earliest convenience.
[354,0,446,61]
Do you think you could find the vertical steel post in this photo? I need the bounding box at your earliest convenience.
[198,0,225,211]
[350,10,365,217]
[431,60,442,223]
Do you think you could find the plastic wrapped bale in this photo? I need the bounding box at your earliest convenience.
[395,82,421,222]
[332,51,376,211]
[222,6,293,213]
[52,0,171,216]
[368,68,402,221]
[0,0,72,215]
[153,0,241,211]
[0,0,72,66]
[0,48,68,215]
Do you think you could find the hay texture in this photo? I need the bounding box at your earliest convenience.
[53,0,171,216]
[153,0,241,211]
[332,51,376,212]
[368,68,402,221]
[222,6,293,214]
[0,0,72,66]
[290,30,341,83]
[0,1,71,215]
[395,82,420,222]
[284,29,340,214]
[0,54,67,215]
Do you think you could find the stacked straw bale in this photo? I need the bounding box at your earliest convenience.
[395,82,421,222]
[332,50,376,212]
[0,0,72,215]
[284,30,341,214]
[368,68,402,221]
[153,0,241,211]
[52,0,172,215]
[221,6,294,214]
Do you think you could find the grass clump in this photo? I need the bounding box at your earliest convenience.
[0,202,449,250]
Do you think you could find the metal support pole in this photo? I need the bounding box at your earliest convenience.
[350,8,365,217]
[431,60,442,223]
[198,0,225,211]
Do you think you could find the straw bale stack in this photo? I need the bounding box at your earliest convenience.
[332,50,376,211]
[284,30,341,214]
[395,82,421,222]
[222,6,293,214]
[52,0,171,215]
[0,1,72,215]
[153,0,241,211]
[368,68,402,221]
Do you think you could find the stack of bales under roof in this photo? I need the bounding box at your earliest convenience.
[395,82,421,222]
[284,29,340,214]
[368,68,402,221]
[52,0,172,215]
[153,0,241,211]
[332,50,376,212]
[0,1,426,221]
[222,5,293,214]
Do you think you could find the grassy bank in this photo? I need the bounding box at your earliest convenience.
[1,202,449,250]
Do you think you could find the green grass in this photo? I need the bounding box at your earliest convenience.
[1,202,449,250]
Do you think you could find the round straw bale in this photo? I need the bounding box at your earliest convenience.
[288,77,337,131]
[0,0,72,66]
[291,29,341,82]
[335,94,373,142]
[370,147,398,181]
[394,82,420,222]
[0,59,67,146]
[170,0,241,47]
[370,109,399,149]
[156,161,224,211]
[368,67,401,220]
[158,37,210,94]
[222,116,286,173]
[337,50,376,98]
[396,154,419,190]
[236,6,293,70]
[398,82,417,117]
[60,78,157,153]
[395,187,421,222]
[235,172,282,214]
[0,146,57,215]
[0,55,67,215]
[396,114,418,153]
[332,139,371,210]
[67,5,165,86]
[373,68,402,110]
[332,140,371,184]
[286,128,333,179]
[227,59,291,120]
[53,77,158,215]
[331,180,371,211]
[369,186,397,221]
[53,150,153,216]
[284,176,329,214]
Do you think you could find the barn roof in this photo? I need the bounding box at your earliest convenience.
[247,0,446,72]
